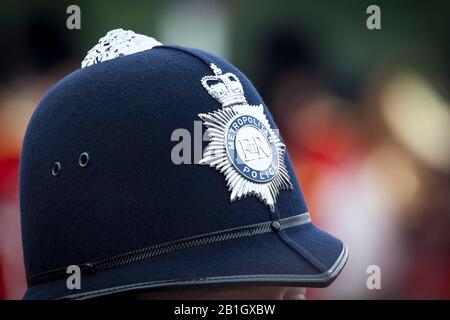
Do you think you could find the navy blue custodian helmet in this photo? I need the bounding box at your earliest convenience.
[20,29,348,299]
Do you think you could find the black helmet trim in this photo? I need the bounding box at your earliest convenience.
[28,212,311,287]
[61,245,348,300]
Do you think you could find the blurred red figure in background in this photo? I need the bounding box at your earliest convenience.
[258,31,449,299]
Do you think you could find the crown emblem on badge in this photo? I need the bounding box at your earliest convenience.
[198,64,292,211]
[200,64,247,107]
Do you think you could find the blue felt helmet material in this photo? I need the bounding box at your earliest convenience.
[20,44,348,299]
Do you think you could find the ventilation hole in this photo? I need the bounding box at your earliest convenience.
[51,162,61,176]
[79,152,89,167]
